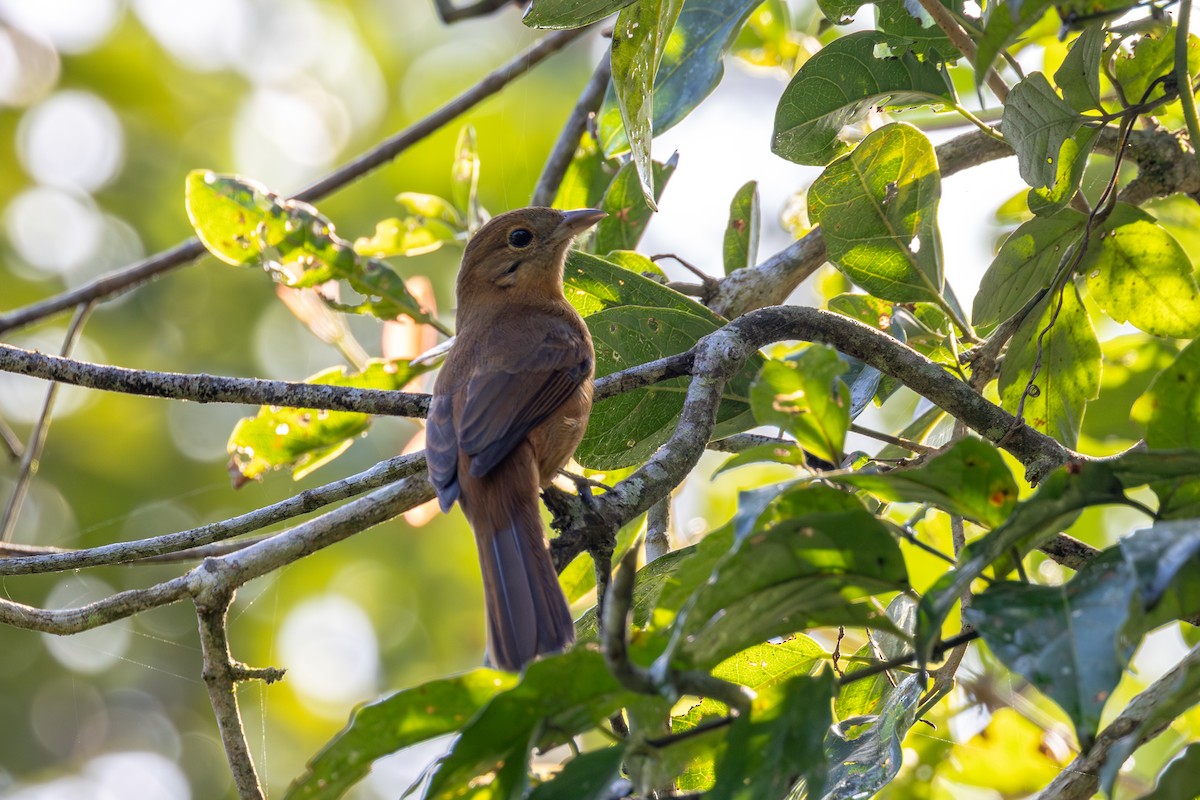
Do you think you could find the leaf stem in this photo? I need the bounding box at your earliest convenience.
[1175,0,1200,173]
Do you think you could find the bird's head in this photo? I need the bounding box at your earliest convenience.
[456,207,605,302]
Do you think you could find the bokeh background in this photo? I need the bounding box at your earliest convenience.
[2,0,1196,798]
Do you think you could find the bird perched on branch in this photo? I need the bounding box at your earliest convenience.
[427,206,605,671]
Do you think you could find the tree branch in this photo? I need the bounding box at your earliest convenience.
[531,54,612,207]
[0,26,592,337]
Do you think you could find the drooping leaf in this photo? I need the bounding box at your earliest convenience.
[598,0,762,156]
[723,179,760,275]
[830,438,1018,528]
[523,0,638,28]
[1054,26,1105,112]
[1028,125,1099,217]
[916,461,1128,661]
[227,359,434,485]
[966,555,1140,748]
[1132,339,1200,450]
[580,306,761,469]
[808,123,945,303]
[425,649,637,800]
[998,283,1101,449]
[609,0,685,209]
[354,193,465,258]
[674,507,908,668]
[709,673,833,800]
[749,346,850,465]
[971,209,1085,334]
[185,171,438,326]
[772,32,955,166]
[593,154,678,253]
[451,125,482,233]
[285,669,518,799]
[821,673,925,800]
[1002,72,1085,190]
[1082,204,1200,339]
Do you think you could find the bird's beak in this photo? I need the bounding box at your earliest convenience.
[555,208,606,238]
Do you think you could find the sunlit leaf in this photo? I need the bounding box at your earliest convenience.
[227,359,433,485]
[1054,26,1105,112]
[1082,334,1179,443]
[997,283,1101,449]
[285,668,518,799]
[593,154,677,253]
[750,346,849,465]
[1133,339,1200,449]
[772,32,954,166]
[564,249,724,320]
[944,709,1067,794]
[1028,125,1099,217]
[808,123,945,303]
[1113,29,1200,113]
[723,180,760,275]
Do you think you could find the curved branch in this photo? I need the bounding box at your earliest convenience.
[0,27,592,337]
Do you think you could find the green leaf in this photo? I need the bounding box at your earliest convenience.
[1054,26,1105,112]
[750,346,850,465]
[709,673,832,800]
[971,209,1085,334]
[528,745,628,800]
[558,515,642,604]
[823,673,925,799]
[609,0,685,209]
[593,154,678,253]
[426,649,636,800]
[807,123,945,303]
[574,545,694,641]
[1114,29,1200,113]
[723,180,760,275]
[998,283,1101,449]
[284,668,518,799]
[564,249,725,321]
[579,305,760,468]
[1120,520,1200,630]
[974,0,1055,87]
[830,438,1018,528]
[227,359,434,484]
[354,192,465,257]
[916,461,1128,661]
[1002,72,1085,189]
[523,0,637,28]
[1028,125,1099,216]
[713,441,811,475]
[184,171,437,326]
[675,507,908,668]
[771,32,955,166]
[1142,743,1200,800]
[1133,338,1200,449]
[968,560,1139,748]
[1082,204,1200,338]
[598,0,762,157]
[874,0,964,62]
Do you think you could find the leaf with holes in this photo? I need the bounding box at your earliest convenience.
[227,359,434,485]
[998,283,1100,448]
[1114,30,1200,114]
[579,306,760,469]
[1002,73,1085,190]
[593,154,678,253]
[564,250,724,321]
[354,193,464,257]
[772,32,955,166]
[808,123,944,303]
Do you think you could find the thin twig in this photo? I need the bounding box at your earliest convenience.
[913,0,1010,102]
[1,302,94,543]
[850,423,937,455]
[0,452,424,575]
[0,414,24,461]
[1175,0,1200,173]
[0,27,591,337]
[433,0,517,23]
[531,55,612,207]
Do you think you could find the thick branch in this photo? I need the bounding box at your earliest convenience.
[0,27,591,337]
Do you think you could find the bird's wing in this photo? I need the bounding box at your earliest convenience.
[426,393,461,511]
[458,322,591,479]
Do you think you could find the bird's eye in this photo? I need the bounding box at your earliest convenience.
[508,228,533,248]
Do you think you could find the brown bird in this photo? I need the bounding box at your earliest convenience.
[427,206,604,671]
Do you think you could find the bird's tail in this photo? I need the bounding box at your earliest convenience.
[462,447,575,671]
